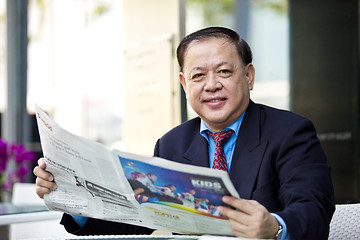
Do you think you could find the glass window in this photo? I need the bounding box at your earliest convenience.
[27,0,124,149]
[2,0,289,148]
[185,0,289,119]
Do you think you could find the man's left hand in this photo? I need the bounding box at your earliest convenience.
[218,196,280,239]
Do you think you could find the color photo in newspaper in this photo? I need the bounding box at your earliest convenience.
[115,151,239,235]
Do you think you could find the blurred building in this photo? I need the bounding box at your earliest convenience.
[1,0,359,203]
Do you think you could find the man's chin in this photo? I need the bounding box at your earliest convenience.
[202,116,230,131]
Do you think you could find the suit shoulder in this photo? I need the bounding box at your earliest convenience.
[249,102,318,137]
[160,117,201,140]
[154,117,202,159]
[257,103,308,124]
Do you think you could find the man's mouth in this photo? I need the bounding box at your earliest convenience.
[205,98,226,103]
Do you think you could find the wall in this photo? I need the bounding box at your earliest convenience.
[289,0,360,203]
[122,0,184,156]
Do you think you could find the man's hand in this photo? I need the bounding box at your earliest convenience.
[133,188,145,196]
[218,196,280,239]
[33,158,57,199]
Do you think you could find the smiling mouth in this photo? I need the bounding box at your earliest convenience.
[205,98,226,103]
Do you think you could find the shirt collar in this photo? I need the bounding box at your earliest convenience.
[200,111,246,137]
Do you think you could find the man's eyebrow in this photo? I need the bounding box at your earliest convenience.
[189,66,206,73]
[189,62,234,72]
[215,62,233,68]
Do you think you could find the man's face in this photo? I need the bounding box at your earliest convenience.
[179,37,255,132]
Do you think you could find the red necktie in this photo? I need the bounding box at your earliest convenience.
[205,130,234,171]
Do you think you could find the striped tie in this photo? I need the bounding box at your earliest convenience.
[205,130,234,171]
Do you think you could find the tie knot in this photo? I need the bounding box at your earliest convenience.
[205,129,234,147]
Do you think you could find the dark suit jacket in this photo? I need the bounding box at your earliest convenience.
[61,101,335,239]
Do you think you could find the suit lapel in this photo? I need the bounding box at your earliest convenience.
[183,127,210,168]
[178,103,266,199]
[229,101,267,199]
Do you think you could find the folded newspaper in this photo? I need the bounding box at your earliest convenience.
[35,105,240,236]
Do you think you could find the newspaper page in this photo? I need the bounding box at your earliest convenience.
[35,105,240,235]
[35,105,140,225]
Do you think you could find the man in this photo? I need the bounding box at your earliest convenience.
[34,27,335,239]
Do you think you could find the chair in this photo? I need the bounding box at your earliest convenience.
[11,182,45,205]
[328,203,360,239]
[10,182,74,240]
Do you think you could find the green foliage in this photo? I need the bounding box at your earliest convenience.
[186,0,288,27]
[92,2,110,18]
[187,0,235,26]
[253,0,288,15]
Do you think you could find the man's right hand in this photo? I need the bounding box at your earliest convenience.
[33,158,57,199]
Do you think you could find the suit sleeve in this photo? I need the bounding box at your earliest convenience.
[154,139,160,157]
[274,118,335,240]
[60,213,154,235]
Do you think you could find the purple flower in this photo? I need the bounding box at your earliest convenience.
[17,165,30,182]
[20,151,37,163]
[0,138,37,193]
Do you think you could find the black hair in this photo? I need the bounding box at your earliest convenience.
[176,27,253,71]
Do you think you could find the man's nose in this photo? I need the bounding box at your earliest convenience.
[204,73,222,91]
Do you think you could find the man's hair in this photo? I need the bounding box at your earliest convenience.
[176,27,253,72]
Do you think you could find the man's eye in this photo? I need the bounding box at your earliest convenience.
[219,69,232,76]
[192,73,204,79]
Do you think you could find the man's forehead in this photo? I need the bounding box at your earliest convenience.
[185,38,239,59]
[189,62,235,72]
[187,37,234,49]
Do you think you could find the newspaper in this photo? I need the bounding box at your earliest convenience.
[35,105,240,236]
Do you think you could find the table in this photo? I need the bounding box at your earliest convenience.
[0,202,63,226]
[25,235,200,240]
[0,204,238,240]
[0,203,64,240]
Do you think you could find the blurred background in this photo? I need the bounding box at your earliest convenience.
[0,0,359,204]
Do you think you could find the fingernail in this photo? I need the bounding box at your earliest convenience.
[49,176,53,181]
[222,196,230,202]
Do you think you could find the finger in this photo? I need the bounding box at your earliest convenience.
[228,218,248,234]
[221,197,269,225]
[35,185,54,199]
[216,208,252,238]
[36,177,57,190]
[218,205,249,225]
[230,227,250,238]
[222,196,258,214]
[133,188,144,196]
[37,158,46,169]
[220,207,264,239]
[33,166,54,182]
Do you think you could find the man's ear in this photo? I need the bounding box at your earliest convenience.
[179,72,187,92]
[245,63,255,91]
